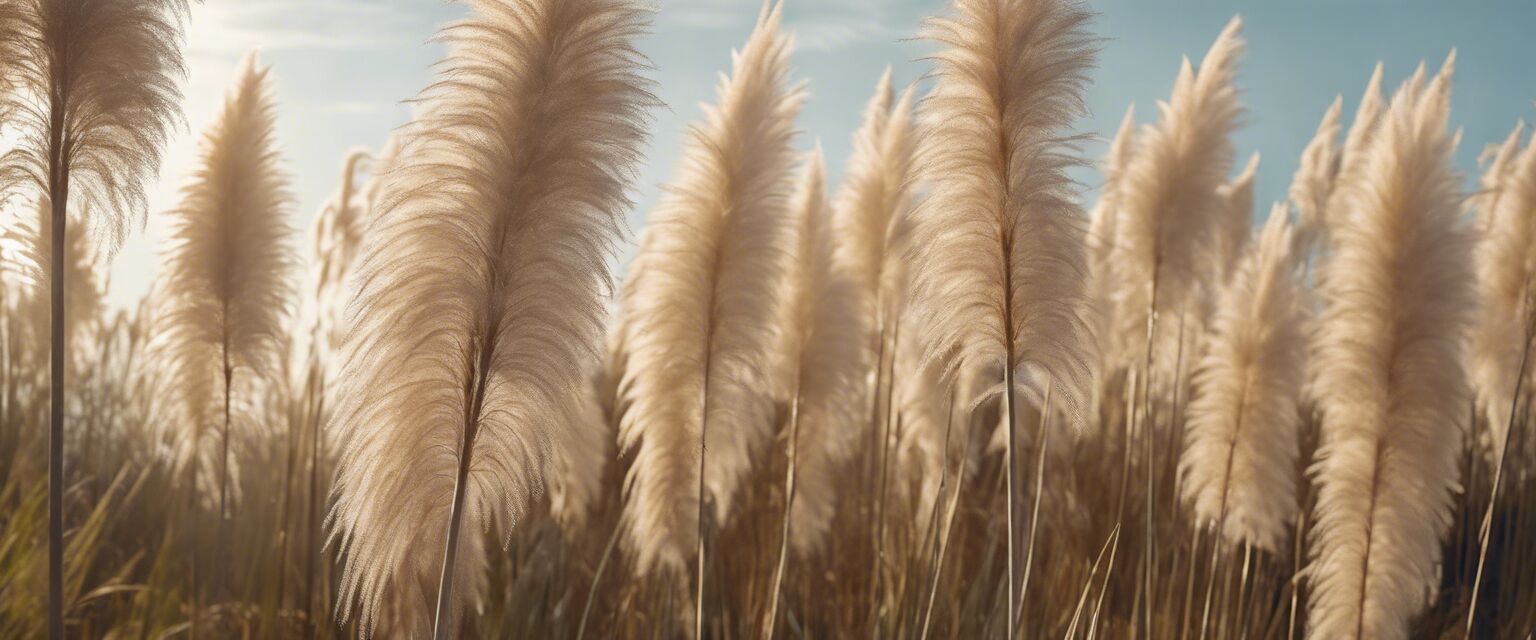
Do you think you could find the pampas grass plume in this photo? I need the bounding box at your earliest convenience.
[1179,203,1305,552]
[325,0,653,633]
[1307,53,1475,640]
[154,52,293,496]
[614,2,800,576]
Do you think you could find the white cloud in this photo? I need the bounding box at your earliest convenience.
[660,0,902,51]
[187,0,446,58]
[314,100,401,116]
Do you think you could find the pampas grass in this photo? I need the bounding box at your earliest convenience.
[0,0,187,247]
[614,2,799,582]
[154,51,292,515]
[1320,64,1387,241]
[906,0,1098,632]
[0,2,187,632]
[1089,105,1138,283]
[805,72,919,559]
[1087,106,1138,396]
[831,70,920,380]
[325,0,652,635]
[151,58,293,630]
[910,0,1098,424]
[1472,125,1536,458]
[1109,17,1244,372]
[1307,55,1475,640]
[1291,98,1342,257]
[1179,203,1305,553]
[3,3,1536,638]
[1215,152,1260,275]
[776,146,868,559]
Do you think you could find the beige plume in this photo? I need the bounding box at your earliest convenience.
[1110,17,1244,374]
[325,0,653,634]
[1472,126,1536,459]
[615,3,800,576]
[1179,203,1305,553]
[153,53,294,509]
[1307,54,1474,640]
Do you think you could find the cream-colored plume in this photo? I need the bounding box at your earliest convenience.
[907,0,1099,428]
[1110,17,1244,374]
[325,0,653,634]
[1307,54,1474,640]
[615,4,801,576]
[1179,203,1305,553]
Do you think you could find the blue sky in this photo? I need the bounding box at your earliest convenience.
[107,0,1536,306]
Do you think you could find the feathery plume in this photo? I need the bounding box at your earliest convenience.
[152,56,293,609]
[1215,152,1260,275]
[1471,120,1525,234]
[615,4,799,576]
[892,309,961,535]
[1472,127,1536,458]
[778,147,867,555]
[1179,203,1305,553]
[1110,17,1244,370]
[909,0,1098,426]
[763,149,829,636]
[1321,63,1387,237]
[1290,97,1343,256]
[549,369,613,530]
[1088,105,1138,276]
[17,199,103,353]
[325,0,653,634]
[789,72,920,555]
[0,0,187,249]
[833,70,918,328]
[1307,54,1473,640]
[155,51,292,488]
[302,150,370,366]
[1337,64,1386,182]
[907,0,1097,631]
[1087,106,1137,402]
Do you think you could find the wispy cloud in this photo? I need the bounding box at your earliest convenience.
[661,0,905,51]
[188,0,455,58]
[314,101,403,116]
